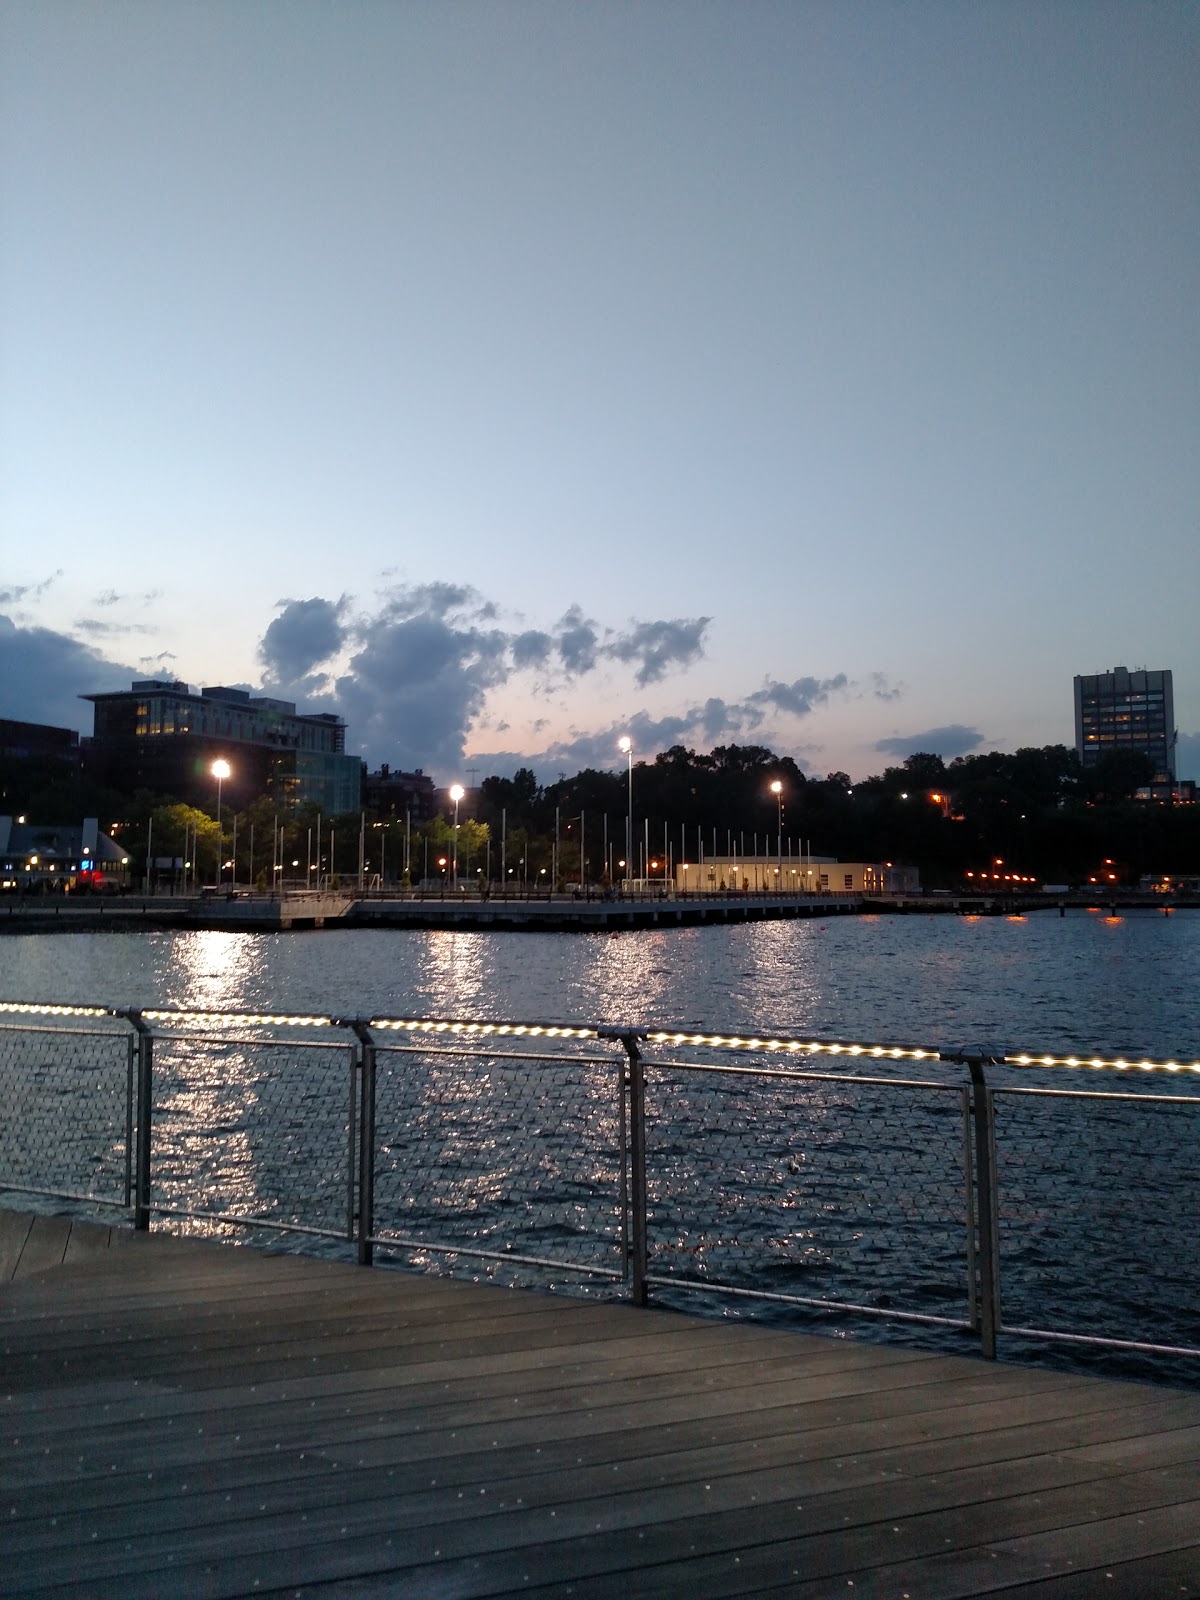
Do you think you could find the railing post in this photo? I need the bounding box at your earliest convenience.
[968,1057,1001,1359]
[352,1023,376,1266]
[128,1011,154,1232]
[620,1033,648,1306]
[124,1029,137,1210]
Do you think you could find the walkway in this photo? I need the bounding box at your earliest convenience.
[2,1211,1198,1597]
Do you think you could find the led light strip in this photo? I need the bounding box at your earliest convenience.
[141,1010,333,1028]
[0,1001,112,1019]
[1006,1052,1200,1075]
[643,1030,939,1061]
[369,1019,599,1041]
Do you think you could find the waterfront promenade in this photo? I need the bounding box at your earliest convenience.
[3,1210,1199,1597]
[2,886,1192,933]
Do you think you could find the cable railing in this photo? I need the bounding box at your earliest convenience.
[1,999,1198,1373]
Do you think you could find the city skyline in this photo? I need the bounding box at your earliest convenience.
[3,3,1198,783]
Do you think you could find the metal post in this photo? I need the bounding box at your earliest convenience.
[968,1058,1001,1358]
[128,1011,154,1231]
[352,1023,376,1266]
[345,1042,358,1241]
[620,1033,648,1305]
[123,1029,136,1208]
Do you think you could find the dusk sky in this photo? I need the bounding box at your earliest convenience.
[3,1,1197,783]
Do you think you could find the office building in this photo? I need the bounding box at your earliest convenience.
[1073,667,1175,782]
[83,681,363,813]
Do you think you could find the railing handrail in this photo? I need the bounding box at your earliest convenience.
[2,997,1197,1078]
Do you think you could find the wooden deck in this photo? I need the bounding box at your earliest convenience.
[2,1210,1199,1598]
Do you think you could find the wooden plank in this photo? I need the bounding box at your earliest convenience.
[8,1393,1200,1572]
[9,1213,71,1276]
[0,1208,32,1281]
[61,1219,114,1260]
[1,1214,1198,1600]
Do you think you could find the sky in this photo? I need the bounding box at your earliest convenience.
[2,0,1198,784]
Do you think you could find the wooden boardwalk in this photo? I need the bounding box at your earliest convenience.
[2,1211,1199,1598]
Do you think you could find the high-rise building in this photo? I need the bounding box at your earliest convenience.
[1073,667,1175,782]
[83,681,363,812]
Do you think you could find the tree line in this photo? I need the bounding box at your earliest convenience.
[3,741,1196,889]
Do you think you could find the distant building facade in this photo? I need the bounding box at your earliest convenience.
[83,681,363,813]
[1073,667,1175,782]
[673,856,919,895]
[362,765,438,821]
[0,718,80,763]
[0,816,129,891]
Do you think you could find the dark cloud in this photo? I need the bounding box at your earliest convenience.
[511,629,552,669]
[868,672,904,702]
[606,618,711,686]
[748,675,848,718]
[379,582,476,623]
[555,606,600,675]
[874,725,985,760]
[259,596,348,689]
[334,606,510,772]
[0,614,137,732]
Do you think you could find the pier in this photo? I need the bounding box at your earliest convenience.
[3,1208,1199,1598]
[2,886,1195,933]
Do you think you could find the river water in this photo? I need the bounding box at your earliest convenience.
[3,909,1198,1387]
[2,906,1198,1057]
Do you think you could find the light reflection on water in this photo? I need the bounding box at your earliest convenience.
[170,931,267,1013]
[2,910,1198,1055]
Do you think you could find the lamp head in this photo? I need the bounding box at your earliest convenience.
[212,759,231,780]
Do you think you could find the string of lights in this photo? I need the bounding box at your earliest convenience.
[1,1000,1196,1073]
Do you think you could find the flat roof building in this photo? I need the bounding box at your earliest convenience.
[1073,667,1175,783]
[83,681,363,813]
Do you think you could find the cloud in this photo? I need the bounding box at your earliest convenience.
[511,630,552,669]
[748,675,848,718]
[606,618,711,686]
[0,573,62,607]
[258,596,348,690]
[0,583,854,788]
[868,672,904,702]
[0,614,137,732]
[555,606,600,676]
[333,602,510,772]
[74,617,154,637]
[470,682,847,783]
[874,725,985,760]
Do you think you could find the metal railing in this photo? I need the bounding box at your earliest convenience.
[1,1000,1198,1371]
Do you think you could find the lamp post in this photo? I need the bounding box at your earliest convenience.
[770,779,783,896]
[618,736,633,891]
[450,784,464,889]
[212,759,231,888]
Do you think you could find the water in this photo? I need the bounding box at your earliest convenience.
[3,906,1198,1058]
[3,909,1198,1387]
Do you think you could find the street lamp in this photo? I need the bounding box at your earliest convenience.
[618,737,632,890]
[450,784,465,888]
[770,779,783,895]
[212,759,231,888]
